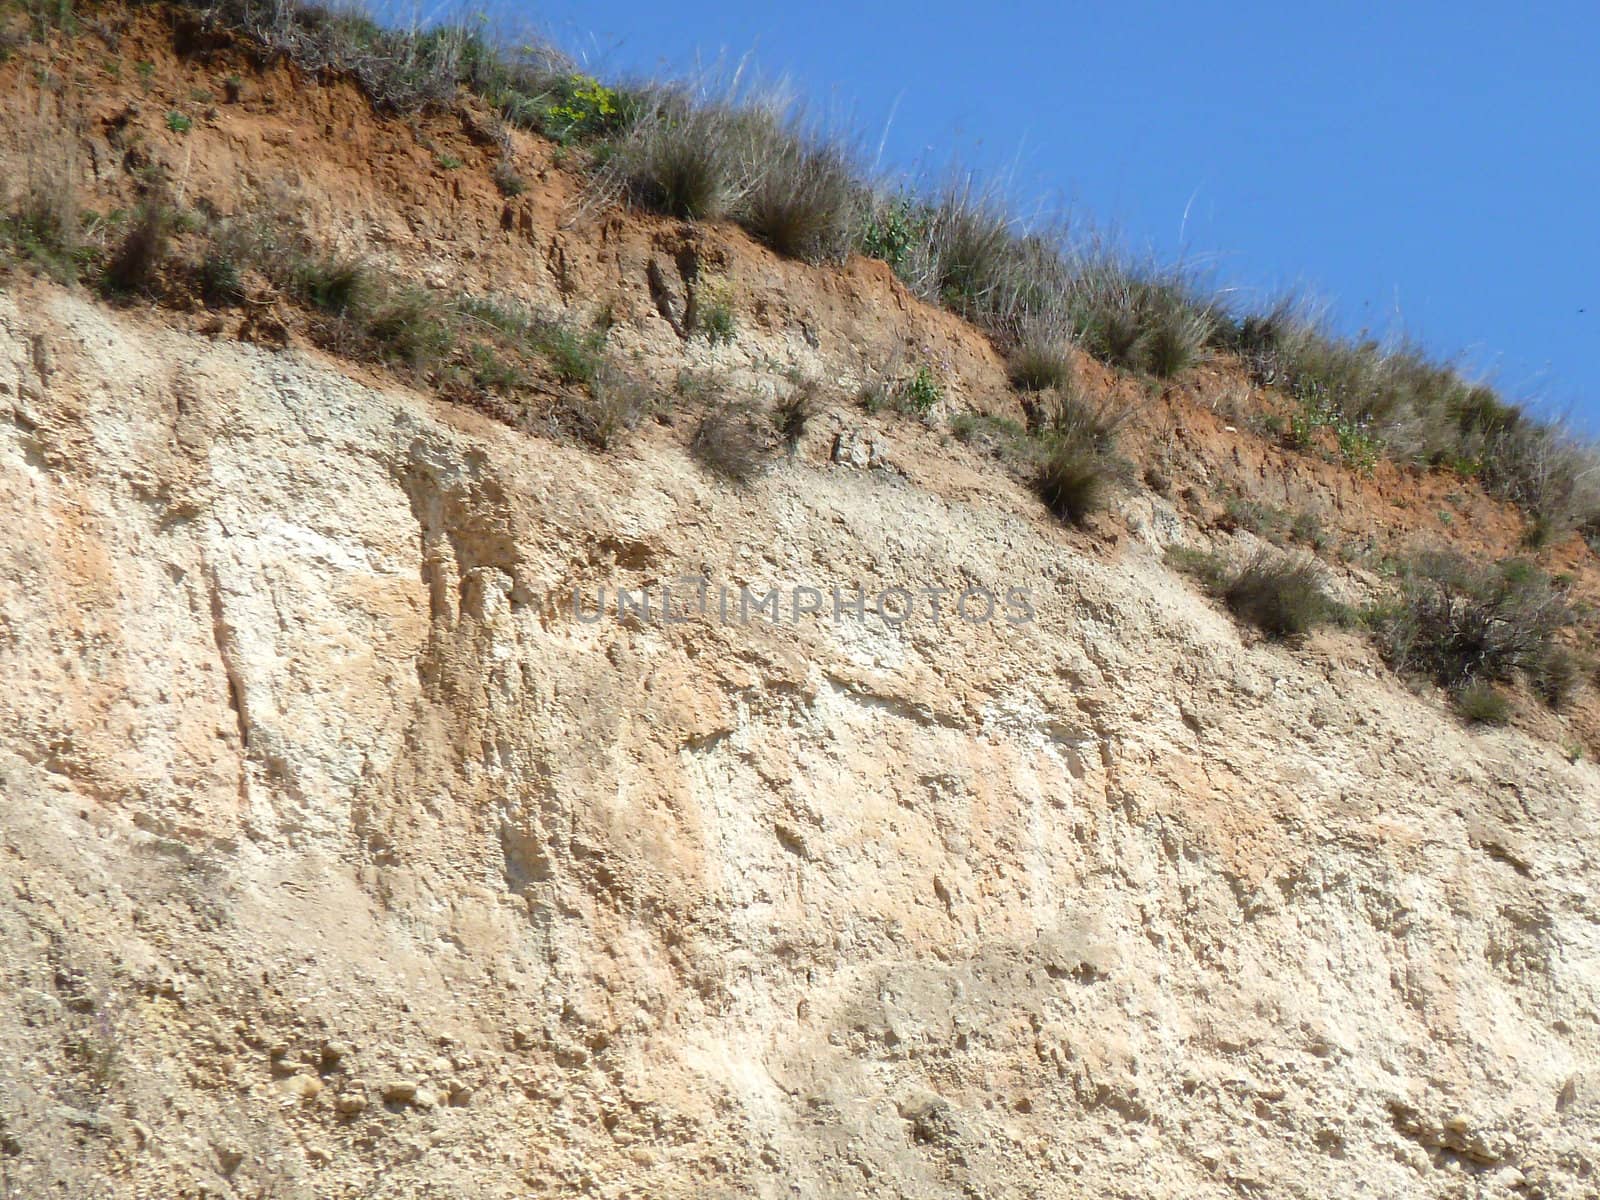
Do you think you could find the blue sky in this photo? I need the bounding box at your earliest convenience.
[472,1,1598,428]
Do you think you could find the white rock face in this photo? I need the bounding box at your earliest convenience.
[1,287,1597,1198]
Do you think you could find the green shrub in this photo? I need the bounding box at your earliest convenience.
[101,196,173,295]
[514,74,626,144]
[1371,552,1573,700]
[1221,551,1331,640]
[951,411,1026,448]
[458,296,603,385]
[860,195,931,283]
[1453,681,1511,725]
[197,249,245,305]
[920,183,1070,332]
[491,159,526,196]
[166,110,192,134]
[1223,496,1290,542]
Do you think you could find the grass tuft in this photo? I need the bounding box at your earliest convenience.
[557,360,652,449]
[1221,550,1331,640]
[1008,319,1075,392]
[741,133,862,264]
[773,380,816,454]
[1033,392,1122,525]
[691,402,771,483]
[1453,681,1511,726]
[101,195,173,295]
[1,177,81,281]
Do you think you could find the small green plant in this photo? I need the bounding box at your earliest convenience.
[492,159,526,196]
[1453,681,1511,726]
[899,364,942,413]
[1529,644,1583,709]
[1286,395,1381,472]
[435,153,463,170]
[352,286,456,370]
[135,60,154,89]
[697,299,735,345]
[773,382,816,455]
[1140,293,1211,378]
[197,250,244,306]
[860,196,927,278]
[165,110,192,134]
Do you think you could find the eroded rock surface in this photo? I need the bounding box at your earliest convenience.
[2,288,1597,1198]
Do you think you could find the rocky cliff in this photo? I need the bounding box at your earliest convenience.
[2,10,1599,1199]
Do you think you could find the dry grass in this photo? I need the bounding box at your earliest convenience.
[1007,318,1075,392]
[740,132,863,264]
[690,400,772,483]
[1033,391,1123,525]
[556,360,652,449]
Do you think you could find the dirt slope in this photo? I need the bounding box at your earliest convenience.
[2,9,1599,1199]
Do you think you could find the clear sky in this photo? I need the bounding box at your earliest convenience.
[472,0,1598,428]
